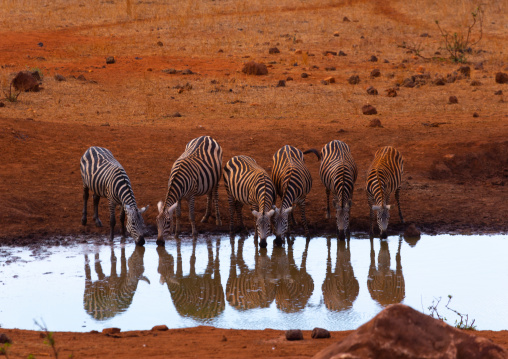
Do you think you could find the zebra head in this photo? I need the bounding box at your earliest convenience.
[372,204,391,239]
[156,201,178,245]
[271,206,293,245]
[333,199,351,241]
[252,209,275,248]
[124,204,148,246]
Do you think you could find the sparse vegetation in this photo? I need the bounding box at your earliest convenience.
[427,295,477,331]
[0,343,11,358]
[435,5,484,63]
[2,83,22,103]
[34,320,59,359]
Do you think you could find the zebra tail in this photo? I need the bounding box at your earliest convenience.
[303,148,321,161]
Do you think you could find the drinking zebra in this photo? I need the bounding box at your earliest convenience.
[271,145,317,242]
[80,146,148,245]
[156,136,222,244]
[366,146,404,239]
[223,155,275,248]
[305,140,358,240]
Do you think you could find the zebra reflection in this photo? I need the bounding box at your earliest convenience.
[83,245,149,320]
[367,237,405,306]
[322,238,359,311]
[157,238,225,320]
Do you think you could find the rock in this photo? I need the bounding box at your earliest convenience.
[348,75,360,84]
[151,325,169,331]
[473,112,479,117]
[495,72,508,84]
[0,333,12,344]
[11,71,40,92]
[369,55,378,62]
[323,76,335,84]
[420,33,430,37]
[470,80,482,86]
[157,41,163,46]
[448,96,458,104]
[286,329,304,341]
[106,56,115,64]
[323,51,337,56]
[457,65,471,77]
[362,104,377,115]
[170,112,182,117]
[404,223,421,238]
[338,50,347,56]
[366,86,378,95]
[333,31,340,37]
[181,69,193,75]
[368,118,382,127]
[312,328,331,339]
[294,49,303,54]
[269,47,280,54]
[370,69,381,77]
[474,62,484,70]
[301,73,309,78]
[313,304,508,359]
[54,74,66,81]
[402,78,415,88]
[241,61,268,75]
[0,102,5,107]
[343,16,351,22]
[277,80,286,87]
[102,328,121,335]
[386,88,397,97]
[494,90,503,95]
[325,67,336,71]
[286,76,293,81]
[77,74,87,81]
[434,77,446,86]
[162,68,177,74]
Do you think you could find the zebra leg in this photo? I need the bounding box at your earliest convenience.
[395,187,405,224]
[120,207,126,238]
[227,195,236,233]
[325,189,331,219]
[188,195,197,238]
[236,201,246,233]
[93,194,103,227]
[175,201,182,237]
[82,187,89,225]
[300,200,310,239]
[213,184,222,226]
[108,201,116,241]
[201,192,212,223]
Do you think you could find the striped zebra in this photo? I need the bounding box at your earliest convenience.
[83,245,149,320]
[366,146,404,239]
[156,136,222,244]
[223,155,276,248]
[271,145,316,242]
[367,237,405,306]
[305,140,358,240]
[80,146,148,245]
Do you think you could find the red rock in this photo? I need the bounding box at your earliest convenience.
[362,104,377,115]
[102,328,121,335]
[495,72,508,84]
[152,325,169,331]
[241,61,268,75]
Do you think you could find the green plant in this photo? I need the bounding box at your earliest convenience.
[27,355,36,359]
[397,41,428,59]
[0,342,11,358]
[435,6,484,63]
[34,320,59,359]
[427,295,477,330]
[2,83,21,102]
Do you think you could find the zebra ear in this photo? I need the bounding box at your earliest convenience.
[140,205,149,214]
[385,204,391,210]
[372,205,381,211]
[284,207,293,214]
[252,210,260,218]
[167,202,178,214]
[267,209,275,218]
[157,201,164,214]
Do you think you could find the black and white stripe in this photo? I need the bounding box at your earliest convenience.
[223,155,276,248]
[366,146,404,239]
[80,146,147,245]
[156,136,222,244]
[271,145,315,241]
[307,140,358,240]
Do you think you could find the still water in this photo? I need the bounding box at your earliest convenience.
[0,234,507,332]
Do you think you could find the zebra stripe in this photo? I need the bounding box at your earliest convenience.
[315,140,358,240]
[366,146,404,239]
[271,145,314,241]
[83,246,149,321]
[223,155,276,248]
[157,136,222,243]
[80,146,147,245]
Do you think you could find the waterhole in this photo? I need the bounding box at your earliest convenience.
[0,234,507,332]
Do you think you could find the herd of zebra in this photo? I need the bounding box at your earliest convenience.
[80,136,404,247]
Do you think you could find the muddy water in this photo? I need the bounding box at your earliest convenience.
[0,234,507,332]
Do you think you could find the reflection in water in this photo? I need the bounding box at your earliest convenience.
[157,239,225,320]
[322,238,359,311]
[367,237,405,306]
[83,245,149,320]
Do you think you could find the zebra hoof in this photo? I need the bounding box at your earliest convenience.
[156,238,165,246]
[81,217,87,226]
[216,219,222,226]
[94,219,103,227]
[136,236,145,246]
[259,240,267,248]
[200,216,209,223]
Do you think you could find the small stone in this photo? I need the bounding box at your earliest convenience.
[269,47,280,54]
[434,78,446,86]
[348,75,360,84]
[277,80,286,87]
[0,333,12,344]
[102,328,121,335]
[301,73,309,78]
[495,72,508,84]
[151,325,169,331]
[473,112,479,117]
[242,61,268,75]
[77,74,87,81]
[54,74,66,81]
[323,51,337,56]
[402,78,415,88]
[294,49,302,54]
[494,90,503,95]
[162,68,177,74]
[362,104,378,115]
[157,41,163,47]
[338,50,347,56]
[333,31,340,37]
[470,80,482,86]
[105,56,115,64]
[171,112,182,117]
[0,102,5,107]
[369,55,378,62]
[457,65,470,77]
[325,67,336,71]
[420,33,430,37]
[286,329,304,341]
[221,335,228,342]
[366,86,378,95]
[368,118,382,127]
[448,96,458,104]
[323,76,335,84]
[386,88,397,97]
[182,69,193,75]
[312,328,331,339]
[370,69,381,77]
[286,76,293,81]
[343,16,351,22]
[404,223,421,238]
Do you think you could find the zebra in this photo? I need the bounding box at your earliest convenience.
[366,146,404,239]
[271,145,317,242]
[156,136,222,244]
[223,155,276,248]
[80,146,148,245]
[304,140,358,240]
[83,245,149,320]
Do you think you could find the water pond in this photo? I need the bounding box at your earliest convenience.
[0,234,507,332]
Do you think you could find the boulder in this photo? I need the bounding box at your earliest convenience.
[362,104,377,115]
[286,329,304,341]
[242,61,268,75]
[313,304,508,359]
